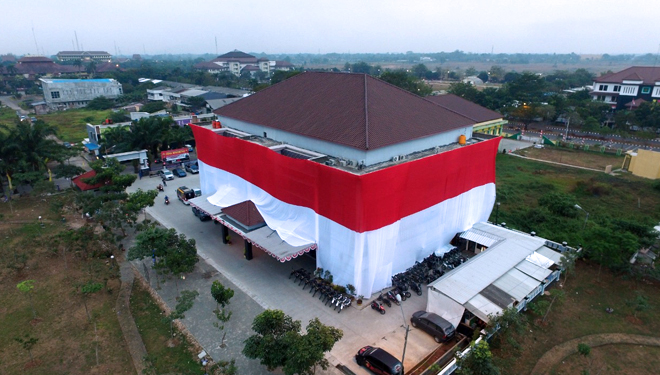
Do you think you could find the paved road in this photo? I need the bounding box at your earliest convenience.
[128,171,444,374]
[0,95,29,116]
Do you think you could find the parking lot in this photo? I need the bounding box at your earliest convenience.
[128,169,448,374]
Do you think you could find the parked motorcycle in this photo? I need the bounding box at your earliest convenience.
[370,301,386,314]
[378,294,392,308]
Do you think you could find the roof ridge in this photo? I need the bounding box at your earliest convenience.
[423,94,480,123]
[364,74,369,150]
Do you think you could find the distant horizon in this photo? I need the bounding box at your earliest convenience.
[3,0,658,57]
[4,50,660,58]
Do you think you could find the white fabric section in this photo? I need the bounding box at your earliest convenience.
[199,160,496,297]
[426,288,466,328]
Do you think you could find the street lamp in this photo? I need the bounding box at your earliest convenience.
[495,202,500,224]
[574,204,589,230]
[395,294,410,367]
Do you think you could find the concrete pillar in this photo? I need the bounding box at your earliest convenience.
[221,224,228,244]
[244,240,253,260]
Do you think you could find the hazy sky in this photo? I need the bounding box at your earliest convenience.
[3,0,658,56]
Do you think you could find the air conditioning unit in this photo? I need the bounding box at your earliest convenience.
[348,160,357,167]
[391,155,399,162]
[339,160,347,167]
[325,160,336,166]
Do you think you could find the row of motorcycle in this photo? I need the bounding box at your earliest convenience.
[289,248,468,315]
[289,268,352,313]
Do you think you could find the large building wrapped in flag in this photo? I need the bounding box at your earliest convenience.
[192,72,499,296]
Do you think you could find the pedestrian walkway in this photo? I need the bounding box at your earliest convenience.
[116,255,148,375]
[531,333,660,375]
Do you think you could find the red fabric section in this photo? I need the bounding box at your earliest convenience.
[192,125,499,232]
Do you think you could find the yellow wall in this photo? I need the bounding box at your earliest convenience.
[629,149,660,179]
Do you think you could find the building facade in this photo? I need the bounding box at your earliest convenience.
[194,50,294,77]
[40,78,123,108]
[56,51,112,62]
[591,66,660,110]
[193,72,499,297]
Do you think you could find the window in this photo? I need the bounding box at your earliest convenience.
[597,96,605,101]
[50,91,60,99]
[613,85,620,92]
[641,87,651,94]
[599,84,608,91]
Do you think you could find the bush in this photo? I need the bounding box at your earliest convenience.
[86,96,115,110]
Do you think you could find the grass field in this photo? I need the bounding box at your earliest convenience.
[492,261,660,375]
[130,283,205,374]
[36,109,113,143]
[514,146,625,171]
[490,153,660,374]
[492,153,660,246]
[0,106,18,124]
[0,193,133,374]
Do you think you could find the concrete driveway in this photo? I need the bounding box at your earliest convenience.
[128,171,446,374]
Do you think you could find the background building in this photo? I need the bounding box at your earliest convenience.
[194,50,295,77]
[56,50,112,62]
[591,66,660,109]
[40,78,123,109]
[193,72,500,296]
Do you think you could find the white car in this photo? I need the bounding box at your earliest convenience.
[159,169,174,180]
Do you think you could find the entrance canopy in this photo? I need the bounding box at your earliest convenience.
[188,197,317,262]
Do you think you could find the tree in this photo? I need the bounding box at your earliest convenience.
[379,70,432,96]
[80,281,103,322]
[14,334,38,362]
[626,291,650,318]
[456,340,499,375]
[141,101,166,114]
[477,71,489,83]
[164,290,198,337]
[448,82,484,104]
[17,280,37,319]
[211,280,234,329]
[128,227,199,294]
[271,70,301,85]
[185,96,207,113]
[283,317,343,375]
[465,67,477,76]
[52,164,85,187]
[86,96,115,110]
[411,64,430,79]
[243,310,343,375]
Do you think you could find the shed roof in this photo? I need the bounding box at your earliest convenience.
[214,72,474,151]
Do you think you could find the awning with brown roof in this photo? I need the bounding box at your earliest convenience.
[188,197,316,262]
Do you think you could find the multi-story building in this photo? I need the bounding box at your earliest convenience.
[194,50,294,77]
[40,78,123,109]
[190,72,499,297]
[591,66,660,110]
[0,56,81,77]
[56,51,112,62]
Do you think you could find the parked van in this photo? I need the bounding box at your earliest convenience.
[410,311,456,343]
[176,186,195,205]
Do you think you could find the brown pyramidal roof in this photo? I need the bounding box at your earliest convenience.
[425,94,503,123]
[595,66,660,85]
[214,72,475,150]
[223,201,265,227]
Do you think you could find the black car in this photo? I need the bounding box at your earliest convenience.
[192,207,211,221]
[355,346,403,375]
[411,311,456,343]
[172,168,187,177]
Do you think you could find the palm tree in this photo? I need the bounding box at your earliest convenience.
[128,117,172,160]
[12,121,67,179]
[0,125,23,190]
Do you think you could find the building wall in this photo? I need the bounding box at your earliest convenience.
[629,149,660,179]
[42,79,123,105]
[217,116,474,165]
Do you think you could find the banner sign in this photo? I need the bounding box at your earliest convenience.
[161,148,189,161]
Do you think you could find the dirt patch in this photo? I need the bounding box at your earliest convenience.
[514,146,623,171]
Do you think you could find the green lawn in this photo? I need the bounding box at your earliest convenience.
[130,282,206,375]
[36,109,113,142]
[0,194,133,375]
[493,153,660,248]
[0,106,18,124]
